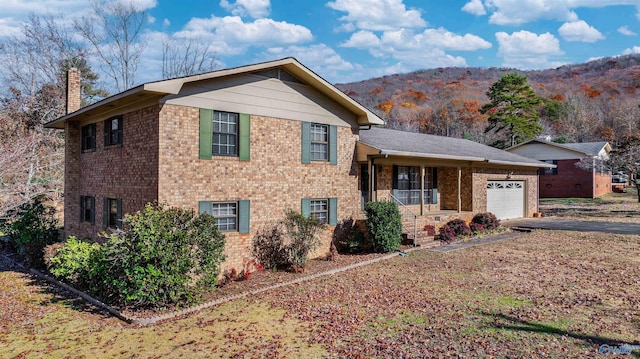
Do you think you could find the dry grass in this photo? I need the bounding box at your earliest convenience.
[539,186,640,223]
[1,191,639,357]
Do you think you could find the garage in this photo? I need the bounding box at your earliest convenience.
[486,181,525,219]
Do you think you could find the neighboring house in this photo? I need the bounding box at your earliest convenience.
[46,58,552,270]
[507,139,611,198]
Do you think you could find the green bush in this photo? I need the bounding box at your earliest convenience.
[252,209,326,270]
[48,236,101,287]
[6,199,60,268]
[91,203,226,309]
[283,210,326,268]
[364,201,402,253]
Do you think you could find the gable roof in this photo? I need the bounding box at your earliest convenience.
[46,57,384,129]
[507,139,611,157]
[358,127,553,168]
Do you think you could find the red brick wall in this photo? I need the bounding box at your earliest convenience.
[539,159,599,198]
[63,106,160,239]
[157,104,362,271]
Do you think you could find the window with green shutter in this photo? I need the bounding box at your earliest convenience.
[103,198,122,229]
[198,200,250,233]
[301,122,337,165]
[80,195,95,224]
[104,115,123,147]
[301,197,338,225]
[199,109,250,161]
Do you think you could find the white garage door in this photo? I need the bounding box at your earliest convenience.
[486,181,525,219]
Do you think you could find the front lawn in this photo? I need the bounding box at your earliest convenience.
[540,188,640,222]
[2,228,639,357]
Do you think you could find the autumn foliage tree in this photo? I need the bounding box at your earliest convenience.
[482,73,543,148]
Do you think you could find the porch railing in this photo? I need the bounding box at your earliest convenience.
[389,192,418,246]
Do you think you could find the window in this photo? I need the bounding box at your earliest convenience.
[199,200,250,233]
[542,160,558,175]
[302,198,337,226]
[392,166,438,205]
[80,196,95,224]
[213,111,238,156]
[310,124,328,161]
[301,122,337,165]
[211,202,237,231]
[104,115,123,147]
[103,198,122,229]
[81,124,96,152]
[199,109,250,161]
[309,199,328,223]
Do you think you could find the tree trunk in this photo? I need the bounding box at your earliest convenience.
[635,181,640,203]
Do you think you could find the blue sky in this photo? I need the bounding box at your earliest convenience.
[1,0,640,85]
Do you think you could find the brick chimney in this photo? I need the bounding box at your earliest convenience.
[66,68,81,114]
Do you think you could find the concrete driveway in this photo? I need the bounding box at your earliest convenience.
[504,218,640,235]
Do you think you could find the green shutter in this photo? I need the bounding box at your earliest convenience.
[239,113,250,161]
[431,188,438,204]
[117,116,123,147]
[301,122,310,164]
[103,120,108,149]
[79,196,84,222]
[102,198,108,228]
[329,197,338,226]
[198,201,212,215]
[301,198,311,217]
[329,125,338,165]
[199,108,213,159]
[89,197,95,224]
[116,199,123,228]
[238,200,250,234]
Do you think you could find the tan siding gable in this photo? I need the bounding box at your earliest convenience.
[162,73,358,127]
[509,143,585,160]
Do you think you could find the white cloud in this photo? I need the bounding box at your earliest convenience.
[0,17,22,38]
[342,27,491,52]
[177,16,313,47]
[258,43,358,82]
[341,30,381,48]
[480,0,640,26]
[163,18,170,27]
[420,28,492,51]
[618,25,637,36]
[116,0,157,11]
[558,20,604,42]
[219,0,271,18]
[622,45,640,54]
[496,30,565,69]
[148,15,156,24]
[326,0,426,31]
[462,0,486,15]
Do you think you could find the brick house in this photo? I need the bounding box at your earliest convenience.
[46,58,552,269]
[507,139,611,198]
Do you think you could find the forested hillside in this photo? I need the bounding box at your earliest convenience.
[338,54,640,147]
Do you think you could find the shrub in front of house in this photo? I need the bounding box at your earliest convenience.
[470,212,501,231]
[252,209,327,271]
[5,198,60,269]
[89,203,226,309]
[364,201,402,253]
[48,236,101,287]
[436,218,471,243]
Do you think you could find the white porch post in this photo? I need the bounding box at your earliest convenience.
[457,166,462,213]
[420,166,425,215]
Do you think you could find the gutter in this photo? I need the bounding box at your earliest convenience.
[373,149,554,169]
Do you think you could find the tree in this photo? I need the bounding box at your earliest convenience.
[74,0,148,92]
[162,38,217,78]
[482,73,543,148]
